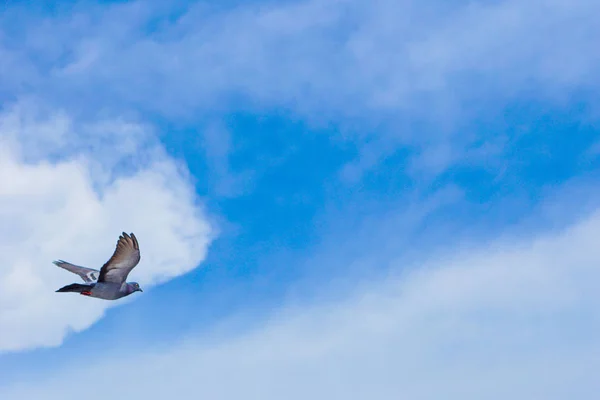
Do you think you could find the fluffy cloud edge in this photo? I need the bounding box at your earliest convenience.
[0,105,214,352]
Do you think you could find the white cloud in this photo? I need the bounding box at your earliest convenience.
[0,104,213,353]
[3,0,600,178]
[2,204,598,399]
[0,1,598,393]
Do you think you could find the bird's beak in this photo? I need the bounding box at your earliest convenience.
[138,288,143,292]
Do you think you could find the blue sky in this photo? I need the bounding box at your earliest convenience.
[0,0,599,398]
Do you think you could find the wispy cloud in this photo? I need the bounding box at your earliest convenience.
[3,0,600,178]
[0,1,599,395]
[2,204,598,399]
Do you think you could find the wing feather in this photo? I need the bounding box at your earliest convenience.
[97,232,141,284]
[53,260,100,283]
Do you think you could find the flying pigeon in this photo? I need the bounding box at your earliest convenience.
[54,232,143,300]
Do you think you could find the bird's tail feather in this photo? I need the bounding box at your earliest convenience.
[56,283,93,293]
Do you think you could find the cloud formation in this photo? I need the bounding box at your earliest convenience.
[3,0,600,179]
[2,202,598,399]
[0,1,598,397]
[0,104,212,352]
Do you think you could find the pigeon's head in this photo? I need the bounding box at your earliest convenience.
[128,282,143,293]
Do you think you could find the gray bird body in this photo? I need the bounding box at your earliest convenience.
[54,232,143,300]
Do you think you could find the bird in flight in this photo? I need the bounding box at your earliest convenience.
[54,232,143,300]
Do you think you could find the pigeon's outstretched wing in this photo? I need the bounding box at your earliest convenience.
[97,232,140,284]
[53,260,99,283]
